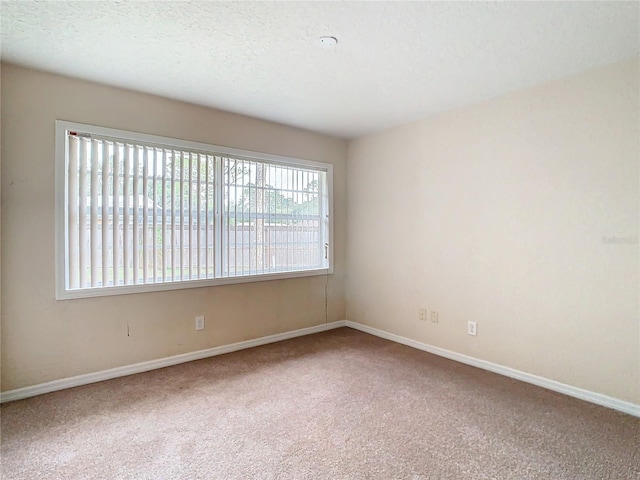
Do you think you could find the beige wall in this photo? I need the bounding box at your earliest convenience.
[347,59,640,403]
[0,64,347,391]
[2,59,639,405]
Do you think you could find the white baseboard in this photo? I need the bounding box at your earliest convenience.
[4,319,638,418]
[345,321,640,418]
[0,320,347,404]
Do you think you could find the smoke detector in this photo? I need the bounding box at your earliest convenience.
[316,36,338,48]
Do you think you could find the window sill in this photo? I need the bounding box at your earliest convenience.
[55,268,331,300]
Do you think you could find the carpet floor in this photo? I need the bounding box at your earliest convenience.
[1,328,639,479]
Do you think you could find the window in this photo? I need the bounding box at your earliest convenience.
[55,121,333,299]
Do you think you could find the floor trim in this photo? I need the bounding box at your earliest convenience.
[4,319,638,417]
[345,321,640,418]
[0,320,347,403]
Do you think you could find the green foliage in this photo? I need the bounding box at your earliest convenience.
[233,179,319,223]
[92,147,319,223]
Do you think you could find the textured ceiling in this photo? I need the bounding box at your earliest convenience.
[1,1,638,139]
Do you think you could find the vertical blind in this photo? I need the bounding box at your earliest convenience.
[64,131,329,292]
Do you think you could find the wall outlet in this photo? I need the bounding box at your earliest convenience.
[195,316,205,331]
[419,308,427,321]
[430,311,439,323]
[467,321,477,336]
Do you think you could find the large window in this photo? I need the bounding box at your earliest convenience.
[55,121,333,299]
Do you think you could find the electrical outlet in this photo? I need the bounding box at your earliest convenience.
[195,316,205,331]
[467,321,477,336]
[430,311,439,323]
[419,308,427,321]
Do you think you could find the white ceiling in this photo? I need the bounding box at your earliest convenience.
[1,1,638,139]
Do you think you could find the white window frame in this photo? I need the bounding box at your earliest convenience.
[55,120,334,300]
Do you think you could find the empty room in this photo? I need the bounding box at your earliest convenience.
[1,1,638,479]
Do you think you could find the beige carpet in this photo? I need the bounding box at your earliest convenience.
[1,328,639,479]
